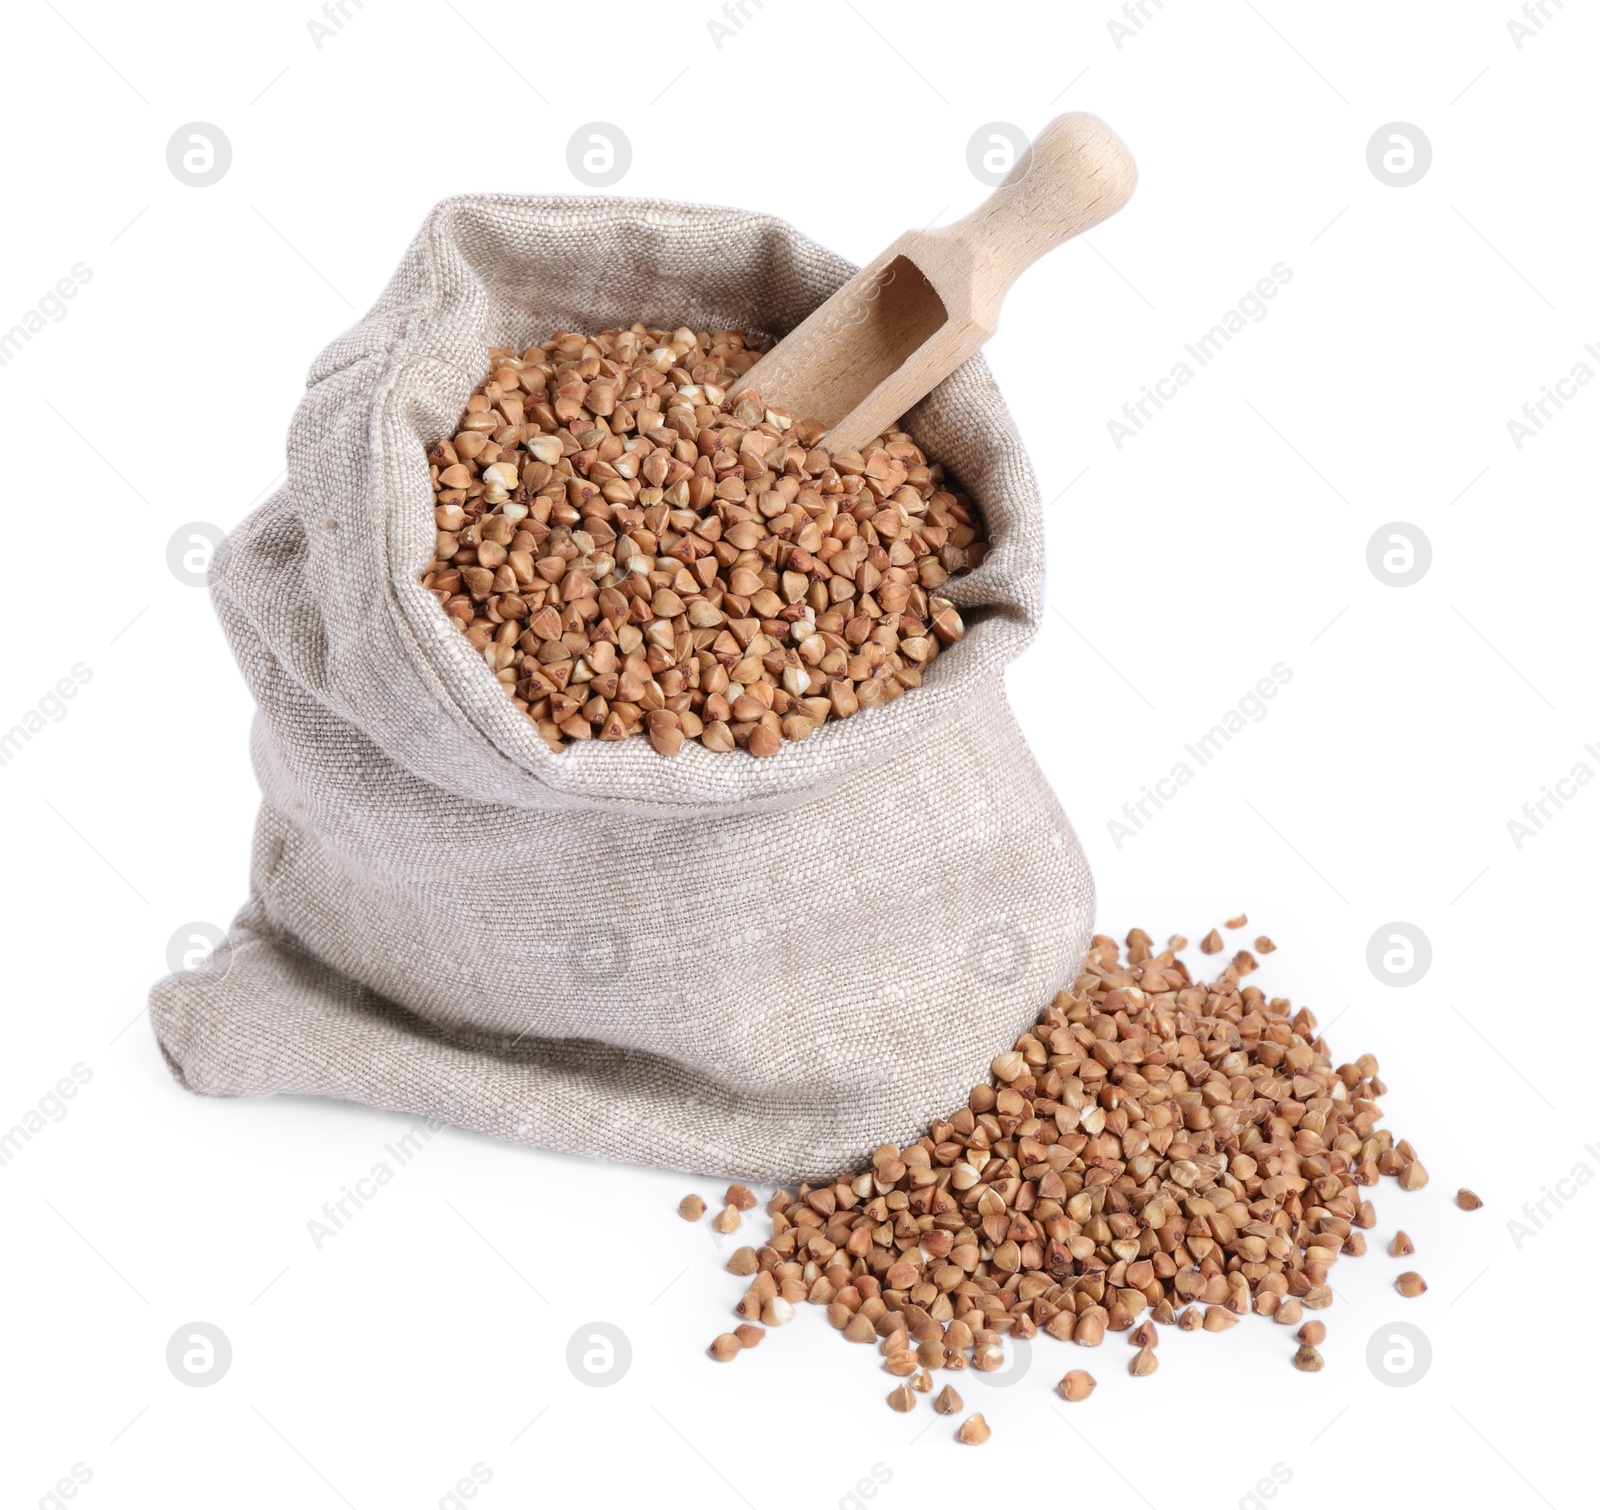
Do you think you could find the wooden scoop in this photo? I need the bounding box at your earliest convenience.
[735,113,1137,455]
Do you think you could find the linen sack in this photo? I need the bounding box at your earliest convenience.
[149,195,1095,1183]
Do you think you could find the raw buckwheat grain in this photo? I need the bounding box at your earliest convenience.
[957,1414,991,1444]
[422,326,987,756]
[689,924,1435,1411]
[1058,1369,1096,1401]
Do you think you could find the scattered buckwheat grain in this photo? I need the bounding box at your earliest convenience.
[1058,1369,1097,1402]
[957,1415,991,1445]
[699,927,1424,1412]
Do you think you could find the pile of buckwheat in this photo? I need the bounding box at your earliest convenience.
[683,919,1454,1441]
[423,325,985,756]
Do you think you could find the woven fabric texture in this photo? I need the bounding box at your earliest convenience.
[148,195,1094,1182]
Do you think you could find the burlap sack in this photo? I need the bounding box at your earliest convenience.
[149,195,1094,1183]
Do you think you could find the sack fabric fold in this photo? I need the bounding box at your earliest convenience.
[149,195,1094,1183]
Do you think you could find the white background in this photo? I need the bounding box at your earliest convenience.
[1,2,1592,1507]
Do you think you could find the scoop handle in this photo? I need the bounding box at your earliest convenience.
[945,113,1138,309]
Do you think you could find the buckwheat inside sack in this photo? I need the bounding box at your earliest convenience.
[423,325,986,756]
